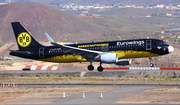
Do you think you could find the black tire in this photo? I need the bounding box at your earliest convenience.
[87,65,94,71]
[22,68,30,71]
[150,63,154,67]
[97,66,103,72]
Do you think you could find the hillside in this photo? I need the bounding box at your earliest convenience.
[6,0,180,5]
[89,7,180,29]
[0,2,107,43]
[81,15,158,41]
[0,2,158,43]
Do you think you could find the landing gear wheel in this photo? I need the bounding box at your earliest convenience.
[150,63,154,67]
[149,58,154,67]
[88,65,94,71]
[97,66,104,72]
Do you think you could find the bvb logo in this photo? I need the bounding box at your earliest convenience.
[17,32,32,47]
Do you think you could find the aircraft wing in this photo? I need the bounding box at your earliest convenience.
[45,33,103,60]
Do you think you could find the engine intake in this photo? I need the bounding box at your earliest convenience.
[100,53,117,63]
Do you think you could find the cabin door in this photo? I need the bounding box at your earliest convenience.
[39,47,44,58]
[146,40,152,50]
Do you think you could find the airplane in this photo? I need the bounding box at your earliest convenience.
[9,22,174,72]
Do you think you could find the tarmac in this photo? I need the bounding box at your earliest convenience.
[18,84,180,105]
[0,69,180,77]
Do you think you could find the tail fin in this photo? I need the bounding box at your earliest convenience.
[11,22,43,51]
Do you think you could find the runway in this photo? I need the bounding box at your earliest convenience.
[18,84,180,105]
[0,68,180,105]
[18,84,180,87]
[0,69,180,77]
[0,70,180,104]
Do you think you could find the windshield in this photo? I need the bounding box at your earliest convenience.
[157,42,168,45]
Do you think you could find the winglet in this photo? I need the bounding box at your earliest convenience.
[45,33,55,43]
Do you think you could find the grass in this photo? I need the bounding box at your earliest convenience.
[0,42,5,47]
[0,74,179,85]
[144,75,151,78]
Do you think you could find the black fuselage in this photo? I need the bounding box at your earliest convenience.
[10,38,170,63]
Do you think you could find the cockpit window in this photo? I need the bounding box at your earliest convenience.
[157,42,167,45]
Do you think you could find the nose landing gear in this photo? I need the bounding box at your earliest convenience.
[149,58,154,67]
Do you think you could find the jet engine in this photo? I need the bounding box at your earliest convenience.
[100,53,117,63]
[97,53,131,66]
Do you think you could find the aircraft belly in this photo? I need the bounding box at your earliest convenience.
[40,55,89,63]
[116,50,159,59]
[40,50,160,63]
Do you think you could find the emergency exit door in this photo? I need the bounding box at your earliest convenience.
[146,40,152,50]
[39,47,44,58]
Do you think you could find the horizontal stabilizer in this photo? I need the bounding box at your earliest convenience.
[9,50,28,54]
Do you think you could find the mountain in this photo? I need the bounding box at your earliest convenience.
[49,0,180,5]
[82,15,157,40]
[0,2,107,42]
[89,7,180,28]
[0,2,157,43]
[1,0,180,5]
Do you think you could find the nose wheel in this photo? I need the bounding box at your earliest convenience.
[149,58,154,67]
[150,63,154,67]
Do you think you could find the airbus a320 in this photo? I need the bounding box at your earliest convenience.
[10,22,174,72]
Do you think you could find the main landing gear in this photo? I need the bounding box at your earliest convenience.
[149,58,154,67]
[87,65,104,72]
[97,63,103,72]
[87,65,94,71]
[87,59,104,72]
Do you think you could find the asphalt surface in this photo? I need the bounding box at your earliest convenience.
[18,84,180,105]
[1,70,180,105]
[1,70,180,78]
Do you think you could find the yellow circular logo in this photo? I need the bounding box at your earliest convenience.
[17,32,32,47]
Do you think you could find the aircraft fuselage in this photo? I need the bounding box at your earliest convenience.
[10,38,172,63]
[9,22,174,72]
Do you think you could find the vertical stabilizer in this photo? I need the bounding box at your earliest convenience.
[11,22,43,51]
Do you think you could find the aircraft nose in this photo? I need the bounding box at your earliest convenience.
[168,45,174,53]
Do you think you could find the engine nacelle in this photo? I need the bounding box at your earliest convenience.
[100,53,117,63]
[116,59,131,66]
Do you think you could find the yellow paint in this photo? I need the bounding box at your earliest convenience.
[39,50,159,63]
[78,43,109,48]
[118,50,159,58]
[40,55,89,63]
[17,32,32,47]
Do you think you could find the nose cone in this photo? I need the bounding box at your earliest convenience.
[168,45,174,53]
